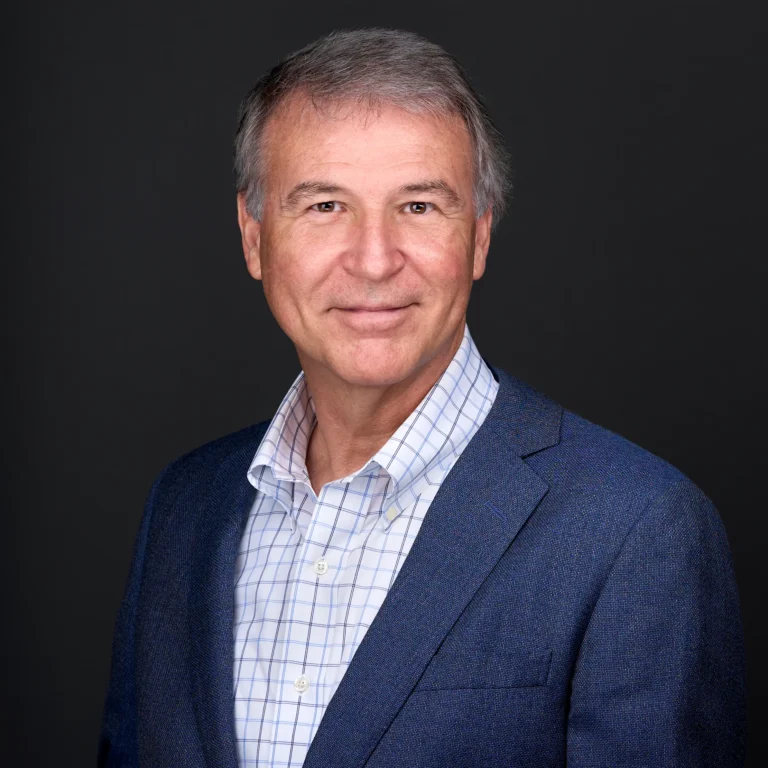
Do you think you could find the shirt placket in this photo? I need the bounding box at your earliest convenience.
[256,485,308,766]
[300,475,376,708]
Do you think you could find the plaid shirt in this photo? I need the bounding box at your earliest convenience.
[233,323,499,767]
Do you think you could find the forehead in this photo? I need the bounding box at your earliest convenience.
[260,95,474,189]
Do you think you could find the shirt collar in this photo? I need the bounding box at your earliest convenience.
[248,323,498,520]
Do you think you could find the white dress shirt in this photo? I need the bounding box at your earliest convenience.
[233,323,498,767]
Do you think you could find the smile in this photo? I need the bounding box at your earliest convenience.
[334,305,414,330]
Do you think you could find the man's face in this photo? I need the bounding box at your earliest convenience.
[237,96,491,388]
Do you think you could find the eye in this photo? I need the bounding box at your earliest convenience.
[406,202,434,214]
[311,201,342,213]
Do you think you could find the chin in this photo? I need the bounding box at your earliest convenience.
[328,340,423,388]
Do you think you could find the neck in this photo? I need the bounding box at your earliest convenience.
[300,325,465,496]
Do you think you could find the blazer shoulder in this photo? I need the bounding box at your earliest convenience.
[175,420,270,468]
[563,408,684,480]
[149,420,271,504]
[529,404,715,529]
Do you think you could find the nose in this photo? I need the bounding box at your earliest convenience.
[342,213,405,282]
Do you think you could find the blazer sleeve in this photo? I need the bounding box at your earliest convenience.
[566,477,747,766]
[97,465,171,768]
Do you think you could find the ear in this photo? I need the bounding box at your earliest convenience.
[472,207,493,280]
[237,192,263,281]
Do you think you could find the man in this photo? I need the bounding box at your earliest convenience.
[99,28,746,768]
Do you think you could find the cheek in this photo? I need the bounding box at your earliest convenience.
[403,224,474,286]
[260,234,336,323]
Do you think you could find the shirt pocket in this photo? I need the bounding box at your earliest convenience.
[415,646,553,692]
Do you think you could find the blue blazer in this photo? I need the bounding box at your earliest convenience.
[99,365,747,767]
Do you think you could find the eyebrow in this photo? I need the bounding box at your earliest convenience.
[398,180,463,208]
[283,181,348,210]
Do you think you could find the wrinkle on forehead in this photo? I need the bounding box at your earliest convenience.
[261,92,471,181]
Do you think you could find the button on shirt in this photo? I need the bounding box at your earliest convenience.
[233,323,499,768]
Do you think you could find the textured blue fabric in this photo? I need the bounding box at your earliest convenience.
[98,364,747,767]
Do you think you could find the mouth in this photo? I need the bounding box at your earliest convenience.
[332,304,415,330]
[340,307,407,313]
[337,303,414,312]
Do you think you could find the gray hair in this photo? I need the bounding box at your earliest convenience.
[233,28,511,227]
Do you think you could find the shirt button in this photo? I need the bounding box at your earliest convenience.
[294,675,310,694]
[385,506,398,522]
[313,558,329,576]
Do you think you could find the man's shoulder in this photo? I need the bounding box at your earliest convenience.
[176,421,270,469]
[559,407,686,488]
[149,420,270,501]
[527,401,716,531]
[493,368,690,500]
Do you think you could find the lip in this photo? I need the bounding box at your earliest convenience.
[333,304,414,330]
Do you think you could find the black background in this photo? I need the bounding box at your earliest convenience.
[3,0,765,764]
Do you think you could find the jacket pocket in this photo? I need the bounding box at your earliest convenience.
[415,646,553,691]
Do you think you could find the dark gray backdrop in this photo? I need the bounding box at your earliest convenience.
[4,0,765,765]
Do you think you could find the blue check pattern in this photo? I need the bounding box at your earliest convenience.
[233,323,499,767]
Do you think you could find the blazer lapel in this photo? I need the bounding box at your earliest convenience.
[303,366,562,768]
[187,426,266,768]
